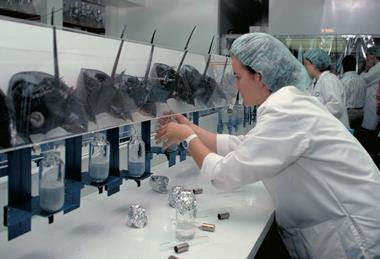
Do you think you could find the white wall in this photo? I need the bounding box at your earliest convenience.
[104,0,219,54]
[269,0,380,35]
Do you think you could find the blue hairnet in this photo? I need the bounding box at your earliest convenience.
[230,33,310,92]
[367,46,380,58]
[303,48,332,71]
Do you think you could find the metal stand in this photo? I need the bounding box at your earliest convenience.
[2,119,190,240]
[81,129,122,196]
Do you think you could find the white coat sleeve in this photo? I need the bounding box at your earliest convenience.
[201,104,310,191]
[320,79,344,118]
[216,134,245,156]
[361,64,380,86]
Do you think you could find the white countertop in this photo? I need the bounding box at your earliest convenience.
[0,159,274,259]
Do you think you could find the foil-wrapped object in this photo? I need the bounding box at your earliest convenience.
[175,190,197,215]
[149,175,169,193]
[127,205,148,228]
[168,186,184,208]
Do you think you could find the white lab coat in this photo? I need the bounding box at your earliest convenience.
[340,71,366,108]
[360,62,380,130]
[201,86,380,258]
[309,71,350,128]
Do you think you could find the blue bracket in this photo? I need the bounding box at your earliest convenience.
[149,146,177,167]
[4,206,31,240]
[228,122,233,135]
[250,106,257,124]
[65,136,83,182]
[243,106,247,128]
[166,151,177,167]
[217,110,223,134]
[79,128,123,197]
[29,137,85,224]
[106,128,122,196]
[81,173,122,196]
[63,180,84,214]
[141,121,152,175]
[179,145,186,162]
[4,147,32,240]
[193,111,200,126]
[121,170,152,187]
[247,106,252,124]
[64,136,84,213]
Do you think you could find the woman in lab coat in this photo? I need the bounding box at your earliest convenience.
[156,33,380,258]
[361,46,380,132]
[303,48,350,128]
[357,46,380,166]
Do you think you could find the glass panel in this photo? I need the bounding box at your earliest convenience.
[0,18,236,153]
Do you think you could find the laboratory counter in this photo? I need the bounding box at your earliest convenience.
[0,159,274,259]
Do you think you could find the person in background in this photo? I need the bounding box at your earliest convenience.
[156,33,380,258]
[303,48,349,128]
[340,55,366,131]
[357,46,380,163]
[376,81,380,167]
[377,80,380,116]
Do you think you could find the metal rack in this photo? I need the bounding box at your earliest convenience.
[0,16,237,241]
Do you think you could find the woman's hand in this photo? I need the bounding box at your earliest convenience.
[155,122,195,150]
[158,112,192,127]
[174,114,191,125]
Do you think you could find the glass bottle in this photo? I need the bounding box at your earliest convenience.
[175,190,197,241]
[88,133,110,183]
[156,116,178,152]
[127,135,145,177]
[39,151,65,213]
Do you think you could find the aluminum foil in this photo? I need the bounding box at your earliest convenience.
[149,175,169,193]
[168,186,184,208]
[175,190,197,215]
[127,205,147,228]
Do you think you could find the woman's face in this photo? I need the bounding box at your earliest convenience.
[303,59,317,78]
[231,57,270,106]
[366,54,377,68]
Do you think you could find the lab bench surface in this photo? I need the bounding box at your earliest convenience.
[0,159,274,259]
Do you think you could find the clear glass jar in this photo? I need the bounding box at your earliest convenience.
[39,151,65,213]
[88,133,110,183]
[155,117,178,152]
[127,135,145,177]
[175,190,197,240]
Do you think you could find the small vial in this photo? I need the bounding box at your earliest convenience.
[174,242,189,254]
[192,188,203,195]
[217,212,230,220]
[199,223,215,232]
